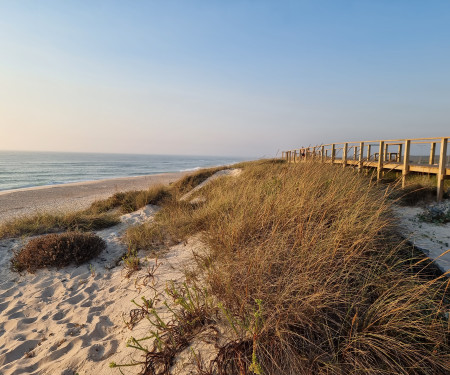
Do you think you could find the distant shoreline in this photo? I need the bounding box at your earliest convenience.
[0,171,187,224]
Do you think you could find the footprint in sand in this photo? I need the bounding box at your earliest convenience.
[0,339,40,366]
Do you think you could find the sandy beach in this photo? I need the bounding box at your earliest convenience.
[0,169,239,375]
[0,173,187,224]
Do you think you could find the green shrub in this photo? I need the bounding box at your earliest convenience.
[11,231,106,273]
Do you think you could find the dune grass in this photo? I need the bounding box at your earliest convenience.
[170,166,229,196]
[0,185,172,239]
[125,160,450,374]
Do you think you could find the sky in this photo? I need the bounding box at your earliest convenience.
[0,1,449,157]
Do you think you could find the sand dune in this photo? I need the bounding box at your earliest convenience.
[0,172,186,225]
[0,205,197,374]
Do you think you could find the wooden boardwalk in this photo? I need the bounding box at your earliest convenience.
[282,137,449,201]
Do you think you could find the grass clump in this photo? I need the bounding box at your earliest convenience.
[127,160,450,374]
[87,185,172,214]
[11,231,106,273]
[0,212,119,239]
[0,185,172,239]
[171,166,229,195]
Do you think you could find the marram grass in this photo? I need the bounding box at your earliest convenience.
[125,160,450,374]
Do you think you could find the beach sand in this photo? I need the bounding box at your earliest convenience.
[0,206,200,374]
[0,172,187,224]
[0,169,238,375]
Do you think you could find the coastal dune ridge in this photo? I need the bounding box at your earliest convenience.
[0,172,187,224]
[0,160,449,375]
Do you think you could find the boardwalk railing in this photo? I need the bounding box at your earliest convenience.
[282,137,449,202]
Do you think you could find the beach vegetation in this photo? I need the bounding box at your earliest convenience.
[87,185,172,214]
[170,166,229,195]
[121,160,450,374]
[0,185,172,239]
[11,231,106,273]
[122,246,141,278]
[0,211,120,239]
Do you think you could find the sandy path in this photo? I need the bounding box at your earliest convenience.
[0,173,186,224]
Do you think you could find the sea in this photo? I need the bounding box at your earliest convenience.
[0,151,250,192]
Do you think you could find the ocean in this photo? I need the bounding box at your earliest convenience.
[0,151,250,192]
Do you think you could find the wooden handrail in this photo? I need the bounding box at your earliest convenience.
[282,137,449,202]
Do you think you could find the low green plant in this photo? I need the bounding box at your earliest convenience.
[111,283,217,374]
[11,231,106,273]
[122,247,141,278]
[418,205,450,224]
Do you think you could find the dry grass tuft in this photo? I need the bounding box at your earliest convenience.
[0,185,172,239]
[87,185,172,214]
[11,231,106,273]
[0,212,119,239]
[128,160,450,374]
[170,166,229,196]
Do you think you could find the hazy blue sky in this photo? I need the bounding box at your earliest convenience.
[0,1,449,157]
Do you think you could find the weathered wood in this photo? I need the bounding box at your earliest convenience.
[343,143,348,168]
[331,144,335,164]
[398,144,403,162]
[437,138,448,202]
[429,142,436,165]
[402,139,411,188]
[377,141,384,180]
[353,146,358,161]
[367,145,372,161]
[358,142,364,172]
[321,145,325,163]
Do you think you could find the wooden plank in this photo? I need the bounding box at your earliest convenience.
[437,138,448,202]
[377,141,384,180]
[409,164,439,173]
[331,144,336,164]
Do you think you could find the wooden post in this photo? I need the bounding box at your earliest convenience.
[367,144,372,161]
[377,141,384,181]
[398,144,403,162]
[358,142,364,173]
[343,143,348,168]
[384,144,389,162]
[437,138,448,202]
[321,145,325,163]
[331,144,336,164]
[402,140,411,188]
[429,142,436,165]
